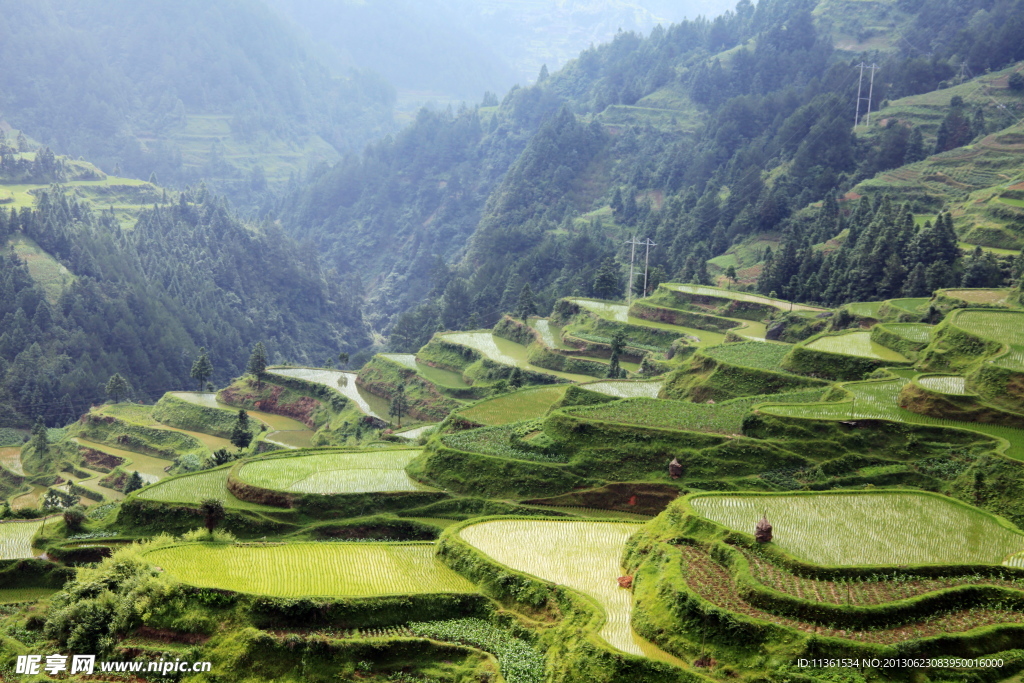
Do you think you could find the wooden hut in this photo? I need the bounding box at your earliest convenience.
[755,514,772,543]
[668,457,683,480]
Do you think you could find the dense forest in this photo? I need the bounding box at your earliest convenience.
[0,188,367,428]
[278,0,1024,351]
[0,0,396,202]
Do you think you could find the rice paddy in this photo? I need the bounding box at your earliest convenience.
[690,491,1024,566]
[441,332,593,382]
[397,424,437,440]
[582,380,663,398]
[805,331,911,362]
[566,389,827,435]
[530,319,573,350]
[567,298,729,345]
[916,375,970,395]
[270,368,391,418]
[702,341,793,371]
[380,354,418,369]
[0,447,23,475]
[459,386,568,426]
[662,284,825,312]
[845,302,884,318]
[144,543,475,597]
[883,323,933,343]
[458,519,679,663]
[168,391,314,449]
[136,468,278,510]
[71,438,172,482]
[0,519,46,559]
[949,310,1024,370]
[237,450,428,494]
[944,289,1015,305]
[759,379,1024,460]
[886,298,930,312]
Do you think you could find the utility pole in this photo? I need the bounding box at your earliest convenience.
[957,61,968,85]
[854,63,880,127]
[625,236,641,306]
[641,238,657,296]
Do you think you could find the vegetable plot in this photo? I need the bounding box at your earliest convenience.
[691,491,1024,565]
[145,542,475,597]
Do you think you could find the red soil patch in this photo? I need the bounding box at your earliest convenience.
[220,385,319,428]
[79,448,124,473]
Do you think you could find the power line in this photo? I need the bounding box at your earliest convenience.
[854,63,879,127]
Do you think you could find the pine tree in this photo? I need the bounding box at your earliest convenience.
[509,367,524,389]
[105,373,130,403]
[389,382,409,428]
[190,347,213,391]
[230,410,252,451]
[592,258,622,299]
[902,262,929,297]
[200,498,225,534]
[124,471,144,494]
[607,330,626,379]
[515,283,537,320]
[246,342,268,389]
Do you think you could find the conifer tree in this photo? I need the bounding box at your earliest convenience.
[124,471,144,494]
[389,382,409,428]
[190,347,213,391]
[105,373,130,403]
[230,410,252,451]
[515,284,537,320]
[246,342,268,389]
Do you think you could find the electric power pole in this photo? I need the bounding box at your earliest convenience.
[625,236,640,306]
[854,63,880,127]
[642,238,657,296]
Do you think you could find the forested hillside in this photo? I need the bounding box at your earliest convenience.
[279,0,1024,350]
[0,184,367,428]
[0,0,395,204]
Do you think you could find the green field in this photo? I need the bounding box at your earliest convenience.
[0,447,23,476]
[379,354,473,388]
[845,301,885,318]
[530,319,574,350]
[565,389,827,435]
[145,542,474,597]
[72,438,170,483]
[581,380,663,398]
[883,323,933,343]
[567,298,728,345]
[0,519,46,559]
[237,450,428,494]
[380,354,417,369]
[805,331,910,362]
[690,491,1024,566]
[761,379,1024,460]
[5,236,74,303]
[0,588,59,603]
[458,520,678,663]
[167,392,314,449]
[136,468,277,510]
[270,368,391,419]
[459,386,568,426]
[886,298,930,312]
[916,375,970,395]
[441,332,593,382]
[949,310,1024,370]
[944,289,1016,306]
[443,423,568,463]
[661,284,825,312]
[702,342,793,371]
[97,403,232,453]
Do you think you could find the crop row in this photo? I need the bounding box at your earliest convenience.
[761,379,1024,459]
[442,422,568,463]
[581,380,663,399]
[566,389,826,435]
[144,542,475,597]
[702,342,793,372]
[458,386,568,426]
[805,331,910,362]
[884,323,932,343]
[408,618,544,683]
[916,375,969,395]
[459,519,645,657]
[0,519,45,560]
[238,450,424,494]
[679,545,1024,643]
[137,468,273,509]
[689,491,1024,566]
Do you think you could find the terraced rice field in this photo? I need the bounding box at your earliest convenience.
[145,543,474,597]
[883,323,933,343]
[950,310,1024,370]
[0,447,23,475]
[237,450,428,494]
[886,298,929,312]
[702,342,792,371]
[805,331,910,362]
[917,375,970,395]
[11,486,46,511]
[760,379,1024,460]
[690,491,1024,566]
[458,520,680,664]
[72,438,171,482]
[0,519,46,559]
[270,368,391,419]
[846,302,884,318]
[441,332,593,382]
[459,386,568,426]
[566,389,826,435]
[397,425,436,440]
[662,284,825,312]
[169,392,314,449]
[414,362,472,389]
[583,380,663,398]
[530,319,573,350]
[568,298,730,344]
[944,289,1015,305]
[137,468,278,510]
[380,354,417,369]
[99,404,231,452]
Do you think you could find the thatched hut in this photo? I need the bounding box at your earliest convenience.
[755,514,772,543]
[668,457,683,480]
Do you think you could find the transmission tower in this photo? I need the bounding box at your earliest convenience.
[625,235,642,306]
[854,63,880,127]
